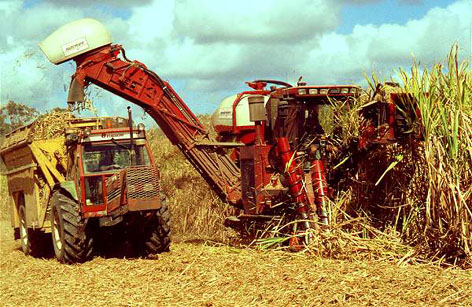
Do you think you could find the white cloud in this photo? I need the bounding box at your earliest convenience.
[299,0,472,84]
[1,0,471,118]
[173,0,340,43]
[42,0,152,7]
[343,0,379,3]
[399,0,423,4]
[0,1,129,112]
[0,46,66,108]
[127,0,175,42]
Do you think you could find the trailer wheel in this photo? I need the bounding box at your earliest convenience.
[50,191,94,264]
[141,195,171,256]
[18,202,45,257]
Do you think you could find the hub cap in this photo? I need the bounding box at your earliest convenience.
[53,211,63,251]
[20,214,28,247]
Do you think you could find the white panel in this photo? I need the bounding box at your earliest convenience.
[211,94,237,128]
[235,95,269,127]
[211,94,270,130]
[39,18,112,65]
[84,132,143,142]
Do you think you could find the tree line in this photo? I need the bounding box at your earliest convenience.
[0,101,39,136]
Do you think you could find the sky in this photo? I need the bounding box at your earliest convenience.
[0,0,471,126]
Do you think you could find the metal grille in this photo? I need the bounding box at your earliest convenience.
[125,166,160,200]
[106,173,122,203]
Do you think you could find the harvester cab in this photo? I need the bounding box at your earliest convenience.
[212,81,361,145]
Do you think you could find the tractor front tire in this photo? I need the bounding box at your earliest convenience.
[141,195,171,256]
[18,203,46,257]
[50,191,94,264]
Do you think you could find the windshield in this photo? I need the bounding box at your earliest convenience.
[83,143,151,173]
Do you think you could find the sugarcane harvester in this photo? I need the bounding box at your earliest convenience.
[40,19,361,244]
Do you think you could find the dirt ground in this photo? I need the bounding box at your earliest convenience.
[0,221,471,306]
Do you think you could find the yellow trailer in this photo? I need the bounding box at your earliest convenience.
[1,121,67,256]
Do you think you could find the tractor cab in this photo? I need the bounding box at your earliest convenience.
[65,116,160,219]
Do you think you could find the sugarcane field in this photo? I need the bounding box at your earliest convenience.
[1,1,472,306]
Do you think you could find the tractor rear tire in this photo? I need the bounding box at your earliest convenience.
[141,195,171,256]
[18,202,46,257]
[50,191,94,264]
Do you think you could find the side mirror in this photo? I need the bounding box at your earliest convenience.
[65,133,79,146]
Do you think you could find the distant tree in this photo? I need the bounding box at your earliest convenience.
[0,101,39,135]
[50,107,68,113]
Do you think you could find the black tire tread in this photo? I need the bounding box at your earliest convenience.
[18,203,48,257]
[142,195,171,255]
[51,192,94,264]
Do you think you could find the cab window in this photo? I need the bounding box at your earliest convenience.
[82,142,151,173]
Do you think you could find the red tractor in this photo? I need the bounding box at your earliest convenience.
[40,19,410,246]
[1,114,170,263]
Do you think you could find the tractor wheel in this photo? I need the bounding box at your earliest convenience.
[141,195,171,256]
[18,202,45,257]
[50,191,94,264]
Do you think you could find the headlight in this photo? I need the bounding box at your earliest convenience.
[297,89,306,95]
[308,88,318,95]
[320,88,328,94]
